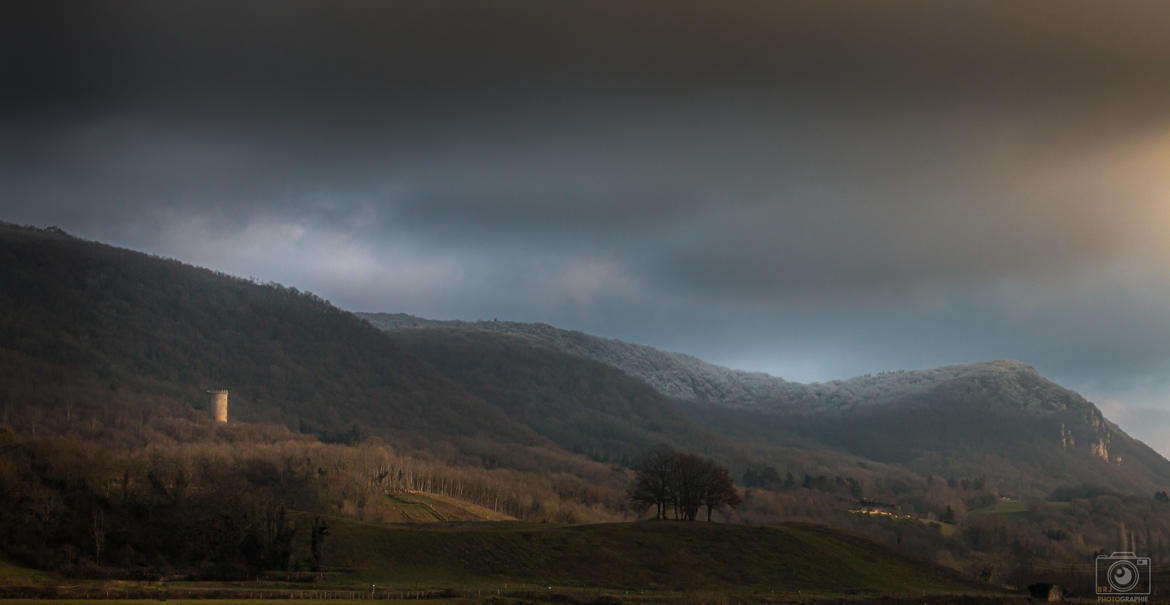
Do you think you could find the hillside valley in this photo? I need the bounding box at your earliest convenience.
[4,224,1170,595]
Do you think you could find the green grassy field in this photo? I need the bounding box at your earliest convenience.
[386,491,515,522]
[344,492,517,524]
[916,518,959,537]
[0,558,49,583]
[970,499,1028,516]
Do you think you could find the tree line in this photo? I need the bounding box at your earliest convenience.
[0,422,633,579]
[628,445,741,521]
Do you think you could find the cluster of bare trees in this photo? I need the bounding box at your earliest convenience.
[628,445,741,521]
[0,426,645,577]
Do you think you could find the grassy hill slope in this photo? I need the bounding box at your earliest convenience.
[0,515,995,600]
[322,518,990,597]
[0,557,48,583]
[378,491,516,522]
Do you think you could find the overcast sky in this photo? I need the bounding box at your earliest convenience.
[4,2,1170,451]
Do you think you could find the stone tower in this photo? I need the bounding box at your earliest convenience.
[209,389,228,423]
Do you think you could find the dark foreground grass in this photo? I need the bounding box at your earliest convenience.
[321,517,994,598]
[1,518,1010,602]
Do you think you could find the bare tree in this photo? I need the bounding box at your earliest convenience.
[628,446,741,522]
[699,464,741,521]
[628,444,678,519]
[310,516,329,571]
[91,508,105,565]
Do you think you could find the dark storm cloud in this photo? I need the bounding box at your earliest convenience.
[5,2,1170,448]
[8,1,1170,125]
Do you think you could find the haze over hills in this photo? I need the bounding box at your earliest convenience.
[361,312,1170,495]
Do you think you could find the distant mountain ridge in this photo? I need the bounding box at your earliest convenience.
[360,312,1170,495]
[358,313,1071,414]
[358,313,808,409]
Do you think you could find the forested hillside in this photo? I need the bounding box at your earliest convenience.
[364,313,1170,496]
[387,327,725,465]
[0,223,532,450]
[0,424,632,577]
[359,313,805,409]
